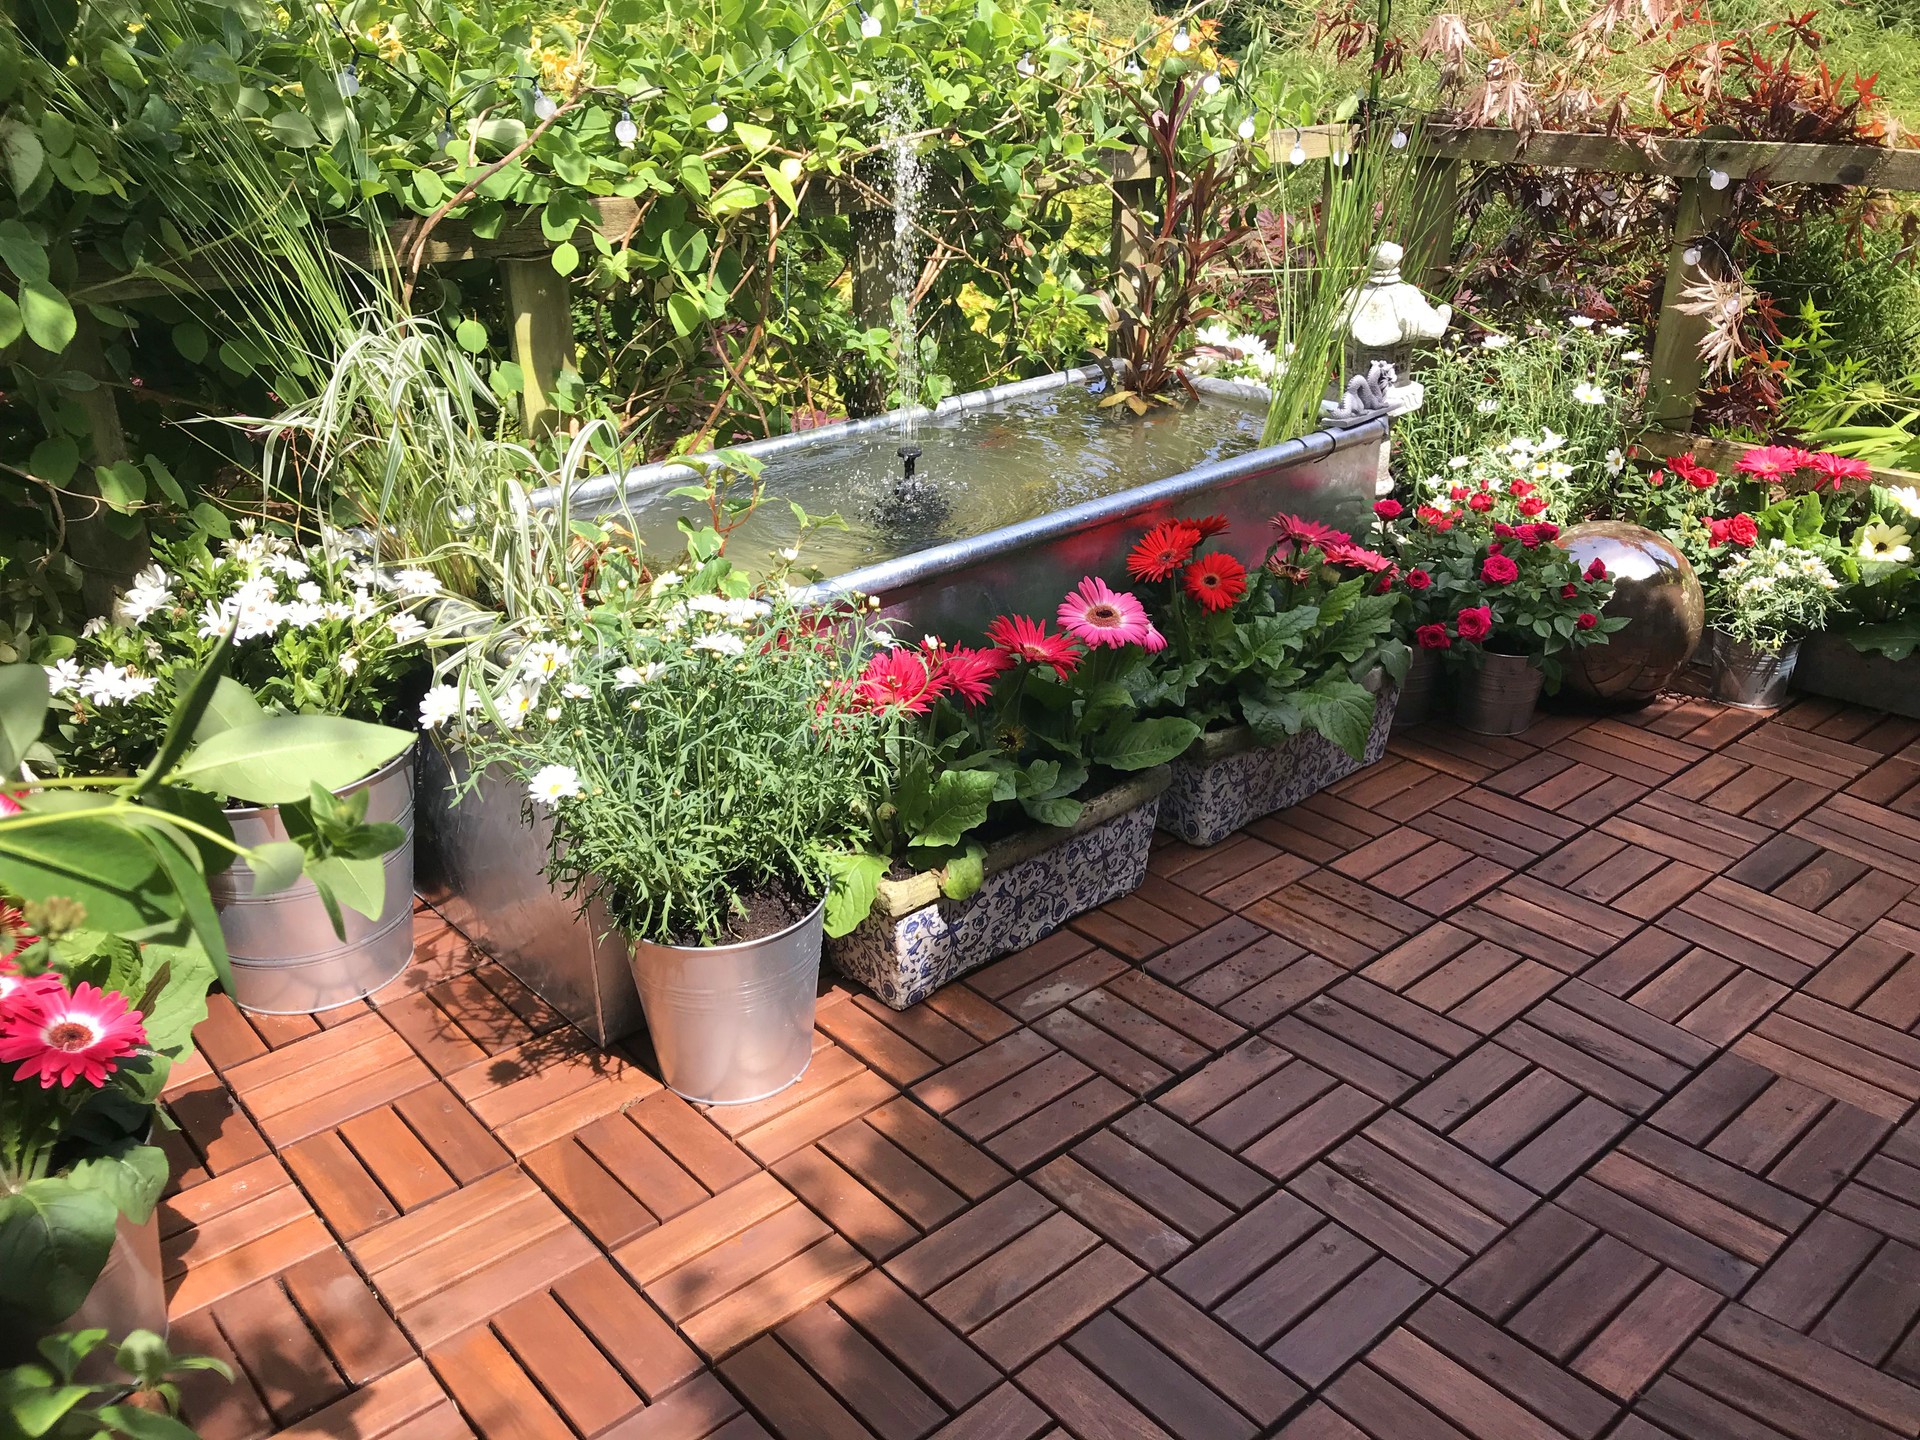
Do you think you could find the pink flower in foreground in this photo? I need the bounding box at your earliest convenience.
[0,957,58,1011]
[1057,577,1160,650]
[0,980,146,1088]
[986,615,1082,678]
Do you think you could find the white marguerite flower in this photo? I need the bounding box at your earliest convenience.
[780,547,801,561]
[561,682,591,700]
[339,655,360,676]
[527,763,582,807]
[1476,398,1499,414]
[81,617,107,639]
[1568,315,1595,329]
[390,568,440,597]
[388,613,429,645]
[1886,486,1920,521]
[77,664,156,705]
[282,601,326,631]
[112,564,172,627]
[519,640,573,682]
[1603,324,1631,337]
[1622,349,1646,363]
[1481,334,1512,350]
[1539,428,1567,452]
[544,705,562,722]
[265,554,310,580]
[1547,461,1574,482]
[650,571,685,596]
[498,685,535,730]
[615,662,665,689]
[418,685,467,730]
[693,633,747,658]
[45,658,81,696]
[1605,448,1626,475]
[1571,382,1607,405]
[1196,322,1234,349]
[296,581,323,604]
[1449,456,1472,470]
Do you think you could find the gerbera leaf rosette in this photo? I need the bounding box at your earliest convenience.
[1111,513,1407,761]
[1371,472,1624,690]
[835,578,1200,916]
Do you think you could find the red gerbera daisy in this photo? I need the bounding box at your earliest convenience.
[985,614,1081,678]
[1183,552,1248,611]
[935,646,1013,707]
[0,905,36,966]
[0,980,146,1089]
[1127,522,1201,582]
[1735,445,1806,480]
[1181,514,1232,538]
[1322,541,1395,574]
[1270,514,1351,553]
[851,648,947,714]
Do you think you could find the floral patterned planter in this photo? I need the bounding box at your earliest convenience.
[1157,684,1398,848]
[1795,632,1920,720]
[827,768,1170,1010]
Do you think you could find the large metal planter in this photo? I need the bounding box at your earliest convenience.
[414,741,642,1047]
[1710,631,1799,710]
[209,743,416,1014]
[827,768,1170,1010]
[52,1211,166,1370]
[1158,688,1397,848]
[1795,631,1920,718]
[630,898,825,1104]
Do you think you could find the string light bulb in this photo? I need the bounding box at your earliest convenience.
[705,109,730,133]
[1391,127,1408,149]
[1707,167,1730,190]
[1016,51,1035,76]
[533,86,557,120]
[1124,58,1142,77]
[1237,115,1256,140]
[1682,245,1702,266]
[859,5,882,38]
[337,63,359,97]
[615,108,638,146]
[1201,70,1221,95]
[1289,128,1306,165]
[1171,21,1191,51]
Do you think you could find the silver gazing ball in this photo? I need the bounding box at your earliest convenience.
[1556,521,1705,704]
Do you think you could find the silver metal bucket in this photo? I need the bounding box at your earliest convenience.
[209,742,416,1014]
[1455,651,1543,736]
[56,1210,166,1374]
[627,898,824,1105]
[1710,631,1799,709]
[1392,648,1445,730]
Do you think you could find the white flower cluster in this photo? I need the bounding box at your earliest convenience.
[48,659,159,706]
[1192,324,1286,381]
[1721,540,1840,598]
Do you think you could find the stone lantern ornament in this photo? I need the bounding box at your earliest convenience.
[1341,240,1451,390]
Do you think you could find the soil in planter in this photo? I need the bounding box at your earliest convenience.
[667,881,814,947]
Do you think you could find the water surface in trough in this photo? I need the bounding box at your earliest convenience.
[601,384,1270,577]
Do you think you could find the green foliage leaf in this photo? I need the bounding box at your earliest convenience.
[0,661,48,775]
[29,435,77,484]
[305,853,387,923]
[939,843,987,901]
[551,241,580,275]
[18,278,76,353]
[1090,715,1200,770]
[0,1177,118,1332]
[0,117,44,195]
[1291,675,1379,761]
[171,320,209,362]
[191,676,265,742]
[0,813,166,934]
[95,460,147,512]
[908,768,999,848]
[822,850,888,937]
[0,289,21,348]
[455,318,489,353]
[170,716,411,804]
[0,218,48,281]
[1018,794,1083,827]
[65,1142,170,1225]
[247,839,306,896]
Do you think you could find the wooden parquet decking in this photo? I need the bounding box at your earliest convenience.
[158,693,1920,1440]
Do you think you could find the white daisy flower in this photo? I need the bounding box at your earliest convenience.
[390,568,440,597]
[81,618,107,639]
[1539,428,1567,452]
[692,633,747,658]
[1449,456,1472,470]
[265,554,310,580]
[1571,382,1607,405]
[1568,315,1595,329]
[528,763,582,807]
[1481,334,1512,350]
[615,662,665,689]
[519,640,574,683]
[282,601,326,631]
[1605,448,1626,475]
[296,581,323,604]
[498,685,535,730]
[45,658,81,696]
[387,613,429,645]
[1622,349,1646,363]
[1476,398,1499,414]
[418,685,465,730]
[561,682,591,700]
[1886,486,1920,520]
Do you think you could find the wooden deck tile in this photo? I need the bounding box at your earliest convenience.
[163,1163,336,1319]
[1244,872,1426,969]
[223,1010,437,1147]
[379,961,567,1079]
[446,1025,662,1155]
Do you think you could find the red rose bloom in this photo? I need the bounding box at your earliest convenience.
[1673,454,1719,490]
[1127,521,1200,582]
[1417,505,1455,533]
[1575,612,1599,631]
[1510,479,1536,499]
[1517,496,1548,517]
[1481,553,1520,584]
[1707,517,1732,545]
[1183,551,1249,612]
[1727,513,1758,546]
[1414,624,1451,650]
[1449,485,1469,502]
[1493,522,1515,538]
[1536,522,1560,540]
[1468,493,1495,513]
[1405,568,1432,591]
[1373,498,1404,521]
[1516,525,1543,548]
[1584,558,1608,581]
[1561,584,1578,598]
[1648,469,1666,488]
[1455,606,1494,642]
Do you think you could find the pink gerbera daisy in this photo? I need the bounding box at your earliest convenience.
[0,956,58,1012]
[0,904,36,965]
[1811,452,1873,488]
[1057,577,1159,650]
[1736,444,1813,480]
[935,646,1014,707]
[1270,514,1352,554]
[0,980,147,1089]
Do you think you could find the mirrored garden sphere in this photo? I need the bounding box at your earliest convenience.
[1556,521,1705,704]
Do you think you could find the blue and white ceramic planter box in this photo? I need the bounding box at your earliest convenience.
[827,767,1170,1010]
[1157,684,1398,848]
